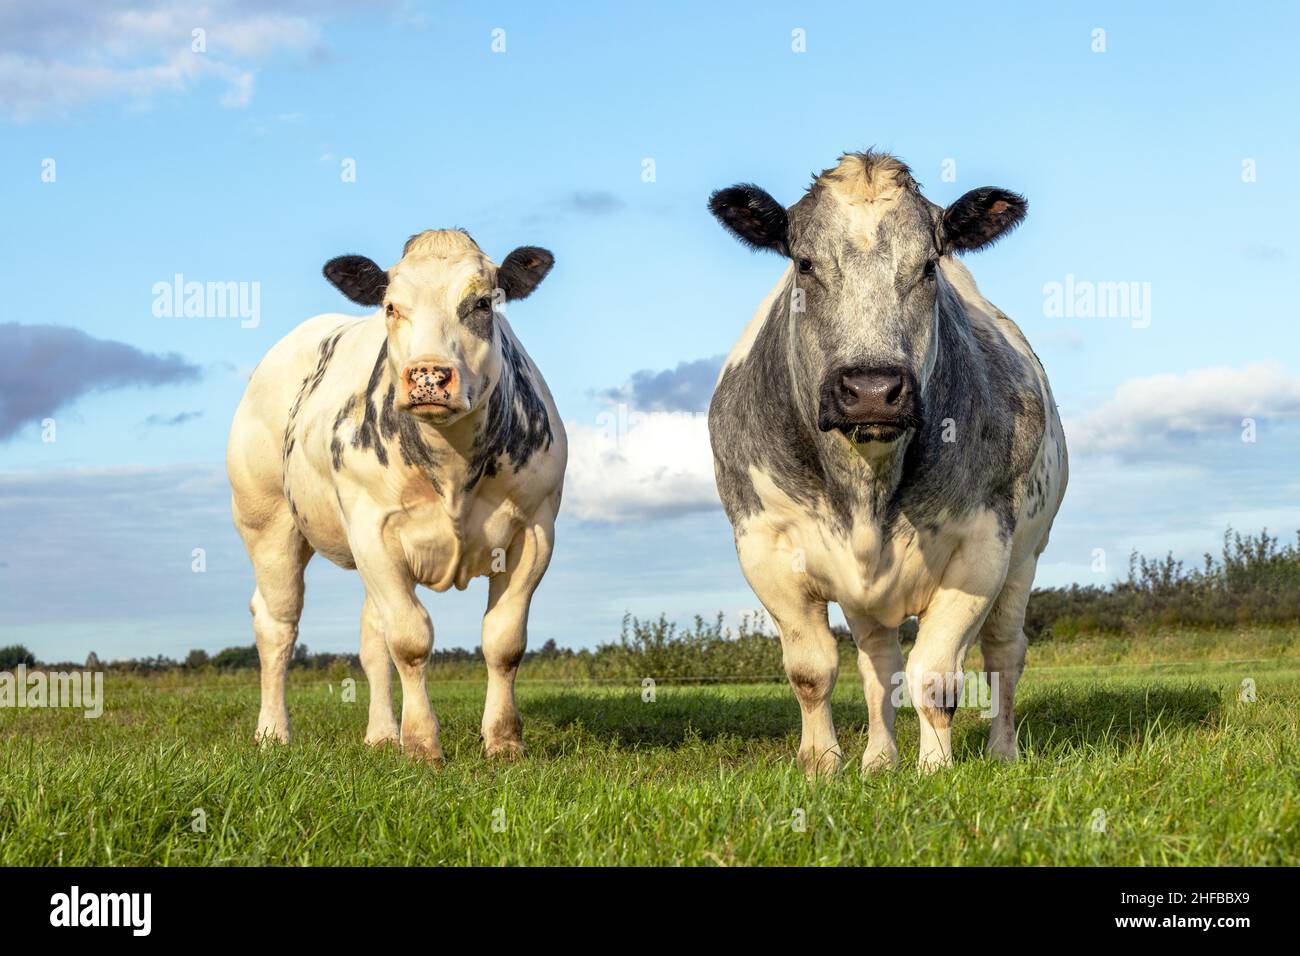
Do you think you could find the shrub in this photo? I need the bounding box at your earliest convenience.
[0,645,36,670]
[1024,528,1300,641]
[64,527,1300,680]
[210,645,261,670]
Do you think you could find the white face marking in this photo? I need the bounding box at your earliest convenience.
[821,156,909,249]
[382,231,500,421]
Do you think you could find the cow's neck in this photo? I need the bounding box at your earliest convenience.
[810,413,913,526]
[351,348,485,511]
[411,405,487,466]
[394,333,552,502]
[355,330,551,515]
[389,400,486,520]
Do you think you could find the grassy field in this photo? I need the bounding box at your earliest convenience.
[1,628,1297,865]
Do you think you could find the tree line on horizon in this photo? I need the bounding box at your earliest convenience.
[6,528,1297,678]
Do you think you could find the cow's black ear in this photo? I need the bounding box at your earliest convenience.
[498,246,554,301]
[939,188,1027,254]
[323,255,389,306]
[708,184,789,255]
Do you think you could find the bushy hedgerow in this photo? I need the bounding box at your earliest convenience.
[0,645,36,670]
[1024,529,1300,641]
[34,528,1299,676]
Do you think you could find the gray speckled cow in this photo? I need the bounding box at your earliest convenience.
[227,230,565,762]
[707,152,1067,774]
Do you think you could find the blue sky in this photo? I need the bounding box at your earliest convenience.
[2,1,1298,662]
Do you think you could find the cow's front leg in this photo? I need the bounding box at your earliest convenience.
[846,615,903,772]
[359,596,399,746]
[480,504,555,759]
[737,533,841,779]
[783,606,842,778]
[908,522,1010,771]
[352,531,441,763]
[381,596,441,762]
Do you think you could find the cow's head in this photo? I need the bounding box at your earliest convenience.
[323,230,552,426]
[709,152,1025,454]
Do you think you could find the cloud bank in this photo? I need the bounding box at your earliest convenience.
[565,408,718,522]
[596,355,723,414]
[564,355,725,522]
[1065,362,1300,459]
[0,323,201,440]
[0,1,346,119]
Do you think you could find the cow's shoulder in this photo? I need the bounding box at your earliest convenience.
[241,313,368,424]
[892,264,1051,536]
[465,321,565,498]
[955,266,1052,491]
[283,317,385,457]
[709,281,834,527]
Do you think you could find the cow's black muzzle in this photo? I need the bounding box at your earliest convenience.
[817,364,923,441]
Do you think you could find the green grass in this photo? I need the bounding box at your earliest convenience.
[1,631,1297,865]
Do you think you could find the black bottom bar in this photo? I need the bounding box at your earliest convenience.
[0,866,1290,941]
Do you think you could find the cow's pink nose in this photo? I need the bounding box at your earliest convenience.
[404,362,457,405]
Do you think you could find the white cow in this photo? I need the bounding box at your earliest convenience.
[227,229,566,761]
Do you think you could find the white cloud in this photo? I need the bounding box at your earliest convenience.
[0,2,331,119]
[1065,362,1300,458]
[563,408,719,522]
[207,14,321,60]
[0,51,193,119]
[217,68,255,108]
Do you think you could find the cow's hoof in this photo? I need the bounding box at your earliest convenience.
[254,726,290,747]
[799,746,843,780]
[985,740,1019,763]
[401,741,444,765]
[916,750,954,773]
[484,739,525,761]
[861,745,899,773]
[364,731,399,749]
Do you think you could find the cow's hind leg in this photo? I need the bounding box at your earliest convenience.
[846,615,903,772]
[360,596,399,746]
[979,557,1036,762]
[239,510,312,745]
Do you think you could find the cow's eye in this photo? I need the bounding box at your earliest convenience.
[385,303,395,317]
[923,259,937,279]
[797,258,814,275]
[475,295,493,311]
